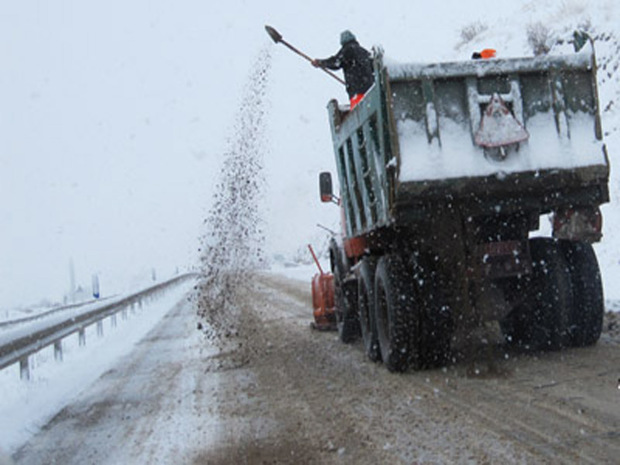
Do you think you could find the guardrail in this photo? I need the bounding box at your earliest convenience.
[0,273,198,380]
[0,295,117,330]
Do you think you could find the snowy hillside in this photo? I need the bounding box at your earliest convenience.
[448,1,620,297]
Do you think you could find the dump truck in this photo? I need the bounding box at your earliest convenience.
[314,44,610,372]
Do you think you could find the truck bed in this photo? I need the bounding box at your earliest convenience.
[327,48,609,237]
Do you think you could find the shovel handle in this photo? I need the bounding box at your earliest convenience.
[318,67,347,86]
[279,39,346,85]
[266,25,346,86]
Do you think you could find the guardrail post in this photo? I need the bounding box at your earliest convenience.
[54,341,63,361]
[78,328,86,346]
[122,308,128,320]
[97,320,104,337]
[111,314,117,328]
[20,357,31,381]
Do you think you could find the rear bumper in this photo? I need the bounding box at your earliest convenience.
[394,164,609,219]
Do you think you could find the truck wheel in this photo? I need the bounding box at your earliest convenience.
[559,240,604,347]
[375,255,420,372]
[329,238,349,277]
[335,269,360,343]
[358,258,381,362]
[501,238,572,351]
[330,241,359,343]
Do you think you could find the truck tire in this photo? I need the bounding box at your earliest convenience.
[334,269,360,343]
[559,240,604,347]
[329,238,348,277]
[357,258,381,362]
[330,241,359,343]
[501,238,572,351]
[374,254,420,372]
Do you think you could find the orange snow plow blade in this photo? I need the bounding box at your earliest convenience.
[308,244,336,331]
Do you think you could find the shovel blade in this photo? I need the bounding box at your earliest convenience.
[265,25,282,43]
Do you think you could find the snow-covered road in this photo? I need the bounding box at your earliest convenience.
[10,284,222,464]
[8,273,620,464]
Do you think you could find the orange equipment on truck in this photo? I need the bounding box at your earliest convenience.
[308,244,336,331]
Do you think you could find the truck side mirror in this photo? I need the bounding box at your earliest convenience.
[319,172,333,203]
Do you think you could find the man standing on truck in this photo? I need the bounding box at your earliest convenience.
[311,30,374,109]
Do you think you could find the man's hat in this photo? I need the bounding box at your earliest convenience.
[340,30,356,45]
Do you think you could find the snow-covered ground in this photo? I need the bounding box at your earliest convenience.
[0,280,195,455]
[268,262,328,284]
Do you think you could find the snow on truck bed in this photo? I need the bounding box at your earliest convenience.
[395,111,605,182]
[385,50,607,183]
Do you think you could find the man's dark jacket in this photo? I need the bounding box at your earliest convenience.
[317,40,374,98]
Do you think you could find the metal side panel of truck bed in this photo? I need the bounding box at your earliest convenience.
[327,47,609,238]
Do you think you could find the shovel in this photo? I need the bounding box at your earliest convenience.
[265,25,346,86]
